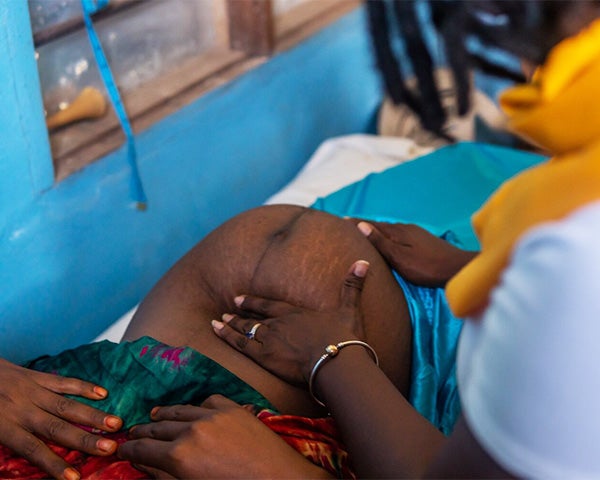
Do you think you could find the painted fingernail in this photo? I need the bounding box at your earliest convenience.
[221,313,234,322]
[234,295,245,307]
[150,406,161,417]
[212,320,224,331]
[63,467,80,480]
[93,386,107,398]
[353,260,370,277]
[357,222,372,237]
[97,438,116,453]
[104,415,122,430]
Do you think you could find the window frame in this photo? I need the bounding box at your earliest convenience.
[34,0,360,181]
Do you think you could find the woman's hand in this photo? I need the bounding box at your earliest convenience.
[0,358,122,480]
[352,220,477,287]
[118,394,332,479]
[212,260,369,386]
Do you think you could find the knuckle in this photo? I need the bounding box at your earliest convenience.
[147,424,159,439]
[344,276,363,290]
[127,425,142,439]
[173,405,195,419]
[54,396,71,415]
[51,375,80,394]
[256,298,271,314]
[201,394,219,407]
[119,438,143,461]
[202,393,229,410]
[190,420,206,437]
[161,406,181,420]
[93,409,110,426]
[21,435,43,458]
[46,418,66,441]
[234,335,250,350]
[79,432,99,452]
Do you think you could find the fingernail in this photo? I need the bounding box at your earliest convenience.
[357,222,372,237]
[353,260,370,278]
[150,406,160,417]
[63,467,80,480]
[97,438,117,453]
[212,319,224,330]
[104,415,122,430]
[221,313,234,322]
[234,295,245,307]
[93,386,107,398]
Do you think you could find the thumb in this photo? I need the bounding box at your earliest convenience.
[340,260,369,310]
[357,222,396,264]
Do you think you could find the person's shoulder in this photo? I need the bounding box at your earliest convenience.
[459,201,600,479]
[533,199,600,232]
[514,200,600,276]
[495,200,600,333]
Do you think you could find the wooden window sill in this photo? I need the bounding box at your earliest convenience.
[49,0,360,182]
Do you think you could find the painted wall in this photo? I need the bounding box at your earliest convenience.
[0,2,382,363]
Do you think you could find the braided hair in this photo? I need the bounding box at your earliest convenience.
[365,0,596,140]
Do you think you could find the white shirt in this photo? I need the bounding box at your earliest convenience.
[457,200,600,479]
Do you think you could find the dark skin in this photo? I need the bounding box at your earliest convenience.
[115,204,418,477]
[212,260,511,478]
[1,205,476,478]
[119,210,497,478]
[0,359,123,480]
[123,395,333,479]
[120,205,414,415]
[10,4,600,478]
[4,204,411,478]
[118,13,600,467]
[353,219,477,287]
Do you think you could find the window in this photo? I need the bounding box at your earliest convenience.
[28,0,359,181]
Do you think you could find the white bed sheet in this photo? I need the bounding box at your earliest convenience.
[94,134,432,343]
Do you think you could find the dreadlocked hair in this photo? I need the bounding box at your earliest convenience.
[365,0,598,140]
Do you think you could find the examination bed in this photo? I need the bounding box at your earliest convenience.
[2,136,545,478]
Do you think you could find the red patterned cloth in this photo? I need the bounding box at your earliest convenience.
[0,410,354,479]
[0,432,144,480]
[258,409,355,479]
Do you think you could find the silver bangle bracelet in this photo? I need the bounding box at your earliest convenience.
[308,340,379,408]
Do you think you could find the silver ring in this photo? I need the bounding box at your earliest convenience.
[245,323,262,340]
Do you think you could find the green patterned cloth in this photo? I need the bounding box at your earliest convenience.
[26,336,274,429]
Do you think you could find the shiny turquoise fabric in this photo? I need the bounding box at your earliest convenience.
[393,229,465,435]
[313,142,544,434]
[393,258,462,435]
[26,143,543,437]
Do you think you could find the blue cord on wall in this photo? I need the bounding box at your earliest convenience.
[81,0,148,210]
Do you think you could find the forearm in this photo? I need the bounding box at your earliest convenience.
[315,348,446,478]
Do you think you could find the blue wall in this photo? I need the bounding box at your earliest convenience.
[0,2,383,363]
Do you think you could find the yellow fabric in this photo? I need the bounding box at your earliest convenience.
[446,19,600,318]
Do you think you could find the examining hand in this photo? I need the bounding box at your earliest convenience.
[352,220,477,287]
[212,260,369,386]
[119,394,332,479]
[0,358,122,480]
